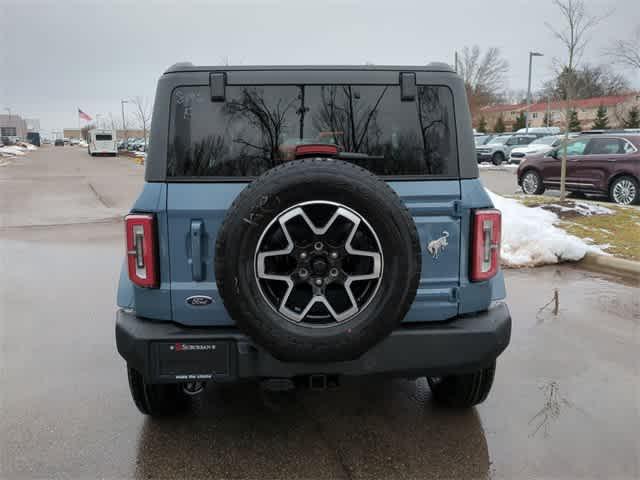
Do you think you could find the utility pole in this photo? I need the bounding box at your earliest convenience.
[525,51,543,133]
[121,99,129,149]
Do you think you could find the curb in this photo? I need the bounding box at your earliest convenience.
[578,252,640,281]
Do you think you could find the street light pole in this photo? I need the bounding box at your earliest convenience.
[525,51,544,134]
[121,100,129,149]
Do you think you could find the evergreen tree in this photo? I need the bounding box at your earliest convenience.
[592,104,609,129]
[493,115,505,133]
[623,105,640,128]
[477,116,487,133]
[513,111,526,131]
[568,109,582,132]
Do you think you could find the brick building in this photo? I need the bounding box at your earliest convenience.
[475,93,640,132]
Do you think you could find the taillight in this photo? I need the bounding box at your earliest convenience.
[471,209,501,282]
[125,213,158,288]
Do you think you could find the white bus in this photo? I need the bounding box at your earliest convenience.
[88,129,117,156]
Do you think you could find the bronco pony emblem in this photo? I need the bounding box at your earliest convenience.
[427,231,449,258]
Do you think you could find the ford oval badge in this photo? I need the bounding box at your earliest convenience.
[186,295,214,306]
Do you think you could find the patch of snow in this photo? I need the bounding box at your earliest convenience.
[0,146,26,156]
[486,189,602,267]
[552,201,613,216]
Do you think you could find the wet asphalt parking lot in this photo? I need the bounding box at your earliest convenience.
[1,147,639,479]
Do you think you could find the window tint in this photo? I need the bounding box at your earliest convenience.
[167,85,458,178]
[587,138,623,155]
[566,138,589,156]
[518,136,535,145]
[95,134,112,141]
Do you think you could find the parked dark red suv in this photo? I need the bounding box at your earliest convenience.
[517,134,640,205]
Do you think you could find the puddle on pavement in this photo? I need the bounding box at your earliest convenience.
[479,266,640,479]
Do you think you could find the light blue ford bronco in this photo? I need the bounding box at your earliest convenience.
[116,64,511,416]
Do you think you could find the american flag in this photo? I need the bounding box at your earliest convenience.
[78,108,92,121]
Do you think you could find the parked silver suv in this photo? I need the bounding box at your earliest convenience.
[476,134,537,165]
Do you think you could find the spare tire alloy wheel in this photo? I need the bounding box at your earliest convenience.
[215,159,421,363]
[255,200,383,325]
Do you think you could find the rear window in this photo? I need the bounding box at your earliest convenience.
[96,134,112,141]
[167,84,458,178]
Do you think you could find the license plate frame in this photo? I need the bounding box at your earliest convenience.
[152,341,231,381]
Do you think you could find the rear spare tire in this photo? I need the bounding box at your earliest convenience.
[215,159,421,362]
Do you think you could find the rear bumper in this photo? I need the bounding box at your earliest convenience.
[116,304,511,383]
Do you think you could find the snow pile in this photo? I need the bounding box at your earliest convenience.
[0,146,27,156]
[78,140,88,147]
[487,190,601,267]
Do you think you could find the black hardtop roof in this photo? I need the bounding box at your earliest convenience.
[164,62,455,74]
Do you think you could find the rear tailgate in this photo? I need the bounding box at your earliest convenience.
[166,180,461,326]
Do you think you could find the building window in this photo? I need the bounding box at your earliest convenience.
[1,127,17,137]
[532,112,538,118]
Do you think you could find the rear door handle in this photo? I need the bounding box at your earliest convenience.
[190,219,203,281]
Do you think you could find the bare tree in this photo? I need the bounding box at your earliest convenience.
[456,46,509,116]
[131,97,152,149]
[313,85,388,154]
[546,0,607,200]
[605,26,640,71]
[537,64,630,101]
[224,87,298,168]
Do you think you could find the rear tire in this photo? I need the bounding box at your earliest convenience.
[521,170,545,195]
[127,367,188,416]
[609,175,639,205]
[492,152,505,165]
[427,361,496,408]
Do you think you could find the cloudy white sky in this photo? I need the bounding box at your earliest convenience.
[1,0,638,134]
